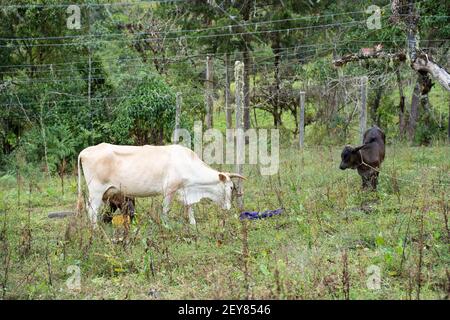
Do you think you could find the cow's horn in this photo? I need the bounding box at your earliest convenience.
[228,173,246,180]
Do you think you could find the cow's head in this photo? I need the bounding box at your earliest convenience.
[339,144,365,170]
[218,172,246,210]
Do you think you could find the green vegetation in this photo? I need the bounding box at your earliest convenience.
[0,145,448,299]
[0,0,449,300]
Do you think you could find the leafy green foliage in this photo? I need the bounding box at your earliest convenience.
[112,75,176,145]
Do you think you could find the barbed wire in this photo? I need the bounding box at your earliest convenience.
[0,20,367,48]
[1,38,448,70]
[0,0,186,10]
[2,13,448,43]
[0,14,371,42]
[0,44,332,72]
[0,0,432,11]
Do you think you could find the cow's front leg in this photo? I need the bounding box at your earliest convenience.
[186,205,196,225]
[161,193,173,227]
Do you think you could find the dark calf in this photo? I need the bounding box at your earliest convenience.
[102,193,135,223]
[339,126,386,190]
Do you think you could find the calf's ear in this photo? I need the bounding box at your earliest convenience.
[353,144,366,153]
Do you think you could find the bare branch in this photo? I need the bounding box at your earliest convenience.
[333,50,407,67]
[411,53,450,92]
[333,50,450,92]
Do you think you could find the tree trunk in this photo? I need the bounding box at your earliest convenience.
[273,111,282,128]
[408,78,421,141]
[420,93,431,127]
[396,68,407,137]
[273,43,282,129]
[205,55,214,129]
[242,0,251,133]
[371,84,383,126]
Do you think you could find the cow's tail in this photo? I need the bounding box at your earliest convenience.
[76,153,84,214]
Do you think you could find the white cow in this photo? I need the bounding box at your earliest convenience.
[77,143,245,226]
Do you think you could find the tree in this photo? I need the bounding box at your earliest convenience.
[112,75,176,145]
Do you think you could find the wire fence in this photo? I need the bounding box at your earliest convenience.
[1,2,448,132]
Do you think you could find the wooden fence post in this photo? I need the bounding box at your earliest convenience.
[360,76,368,144]
[225,53,232,130]
[447,92,450,143]
[174,92,182,143]
[299,91,305,148]
[234,60,244,210]
[235,60,249,299]
[205,55,213,129]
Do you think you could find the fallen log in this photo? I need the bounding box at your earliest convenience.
[48,211,75,219]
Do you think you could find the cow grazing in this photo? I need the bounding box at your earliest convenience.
[77,143,245,226]
[339,126,386,190]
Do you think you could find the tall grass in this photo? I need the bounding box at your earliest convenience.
[0,144,448,299]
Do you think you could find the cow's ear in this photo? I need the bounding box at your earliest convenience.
[218,173,228,183]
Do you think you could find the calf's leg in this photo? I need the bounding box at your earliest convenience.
[370,171,379,190]
[102,203,115,223]
[361,174,370,189]
[125,198,135,221]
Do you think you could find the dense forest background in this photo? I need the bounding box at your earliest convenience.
[1,0,449,179]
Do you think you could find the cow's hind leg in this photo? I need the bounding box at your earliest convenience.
[87,194,103,227]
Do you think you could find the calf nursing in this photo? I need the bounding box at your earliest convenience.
[77,143,245,227]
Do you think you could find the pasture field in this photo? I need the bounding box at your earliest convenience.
[0,145,449,299]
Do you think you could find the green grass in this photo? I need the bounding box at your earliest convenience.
[0,145,449,299]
